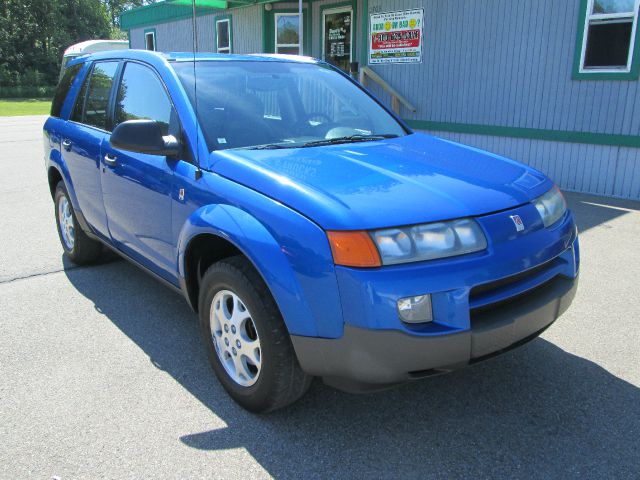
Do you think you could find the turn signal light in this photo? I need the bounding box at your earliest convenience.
[327,231,381,268]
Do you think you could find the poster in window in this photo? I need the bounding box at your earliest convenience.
[369,9,423,64]
[324,10,352,73]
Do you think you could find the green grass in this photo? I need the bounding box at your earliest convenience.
[0,98,51,116]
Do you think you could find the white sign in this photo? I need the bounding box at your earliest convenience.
[369,9,423,64]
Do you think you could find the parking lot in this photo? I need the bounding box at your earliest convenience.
[1,115,639,479]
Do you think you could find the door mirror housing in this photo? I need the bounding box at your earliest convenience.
[110,119,180,156]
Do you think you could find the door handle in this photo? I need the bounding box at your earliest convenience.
[104,153,118,166]
[62,139,72,151]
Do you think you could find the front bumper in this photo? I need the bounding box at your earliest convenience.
[291,272,578,392]
[291,203,580,391]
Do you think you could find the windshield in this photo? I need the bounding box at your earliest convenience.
[173,60,407,151]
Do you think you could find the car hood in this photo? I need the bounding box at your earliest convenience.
[211,133,552,230]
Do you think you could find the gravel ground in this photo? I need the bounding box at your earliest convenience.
[0,116,638,479]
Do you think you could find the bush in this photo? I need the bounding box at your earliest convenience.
[0,85,56,99]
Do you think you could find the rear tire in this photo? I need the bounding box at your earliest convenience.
[54,181,103,265]
[198,255,311,413]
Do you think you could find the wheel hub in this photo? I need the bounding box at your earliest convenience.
[209,290,261,387]
[57,196,75,250]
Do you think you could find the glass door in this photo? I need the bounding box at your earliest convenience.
[322,7,353,72]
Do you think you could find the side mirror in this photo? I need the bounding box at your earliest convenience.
[110,119,180,156]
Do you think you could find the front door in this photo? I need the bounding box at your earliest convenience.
[101,61,177,282]
[322,6,353,72]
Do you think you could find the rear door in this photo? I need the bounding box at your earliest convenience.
[61,61,120,238]
[100,61,177,281]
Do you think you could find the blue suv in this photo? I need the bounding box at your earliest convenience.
[44,51,579,412]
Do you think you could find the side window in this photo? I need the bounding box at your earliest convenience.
[275,13,302,54]
[216,18,232,53]
[145,30,156,51]
[114,62,173,136]
[578,0,640,72]
[50,63,82,118]
[71,71,90,123]
[83,62,119,131]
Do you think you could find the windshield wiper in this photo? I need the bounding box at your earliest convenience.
[240,143,291,150]
[300,134,399,148]
[238,134,399,150]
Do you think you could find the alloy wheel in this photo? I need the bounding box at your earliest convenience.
[209,289,262,387]
[58,195,75,251]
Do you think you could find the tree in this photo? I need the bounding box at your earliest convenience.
[0,0,112,89]
[103,1,158,29]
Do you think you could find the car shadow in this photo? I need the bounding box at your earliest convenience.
[63,258,639,478]
[565,191,640,234]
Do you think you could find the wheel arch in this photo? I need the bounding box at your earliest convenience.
[182,232,245,313]
[46,149,82,213]
[48,165,64,198]
[177,203,330,337]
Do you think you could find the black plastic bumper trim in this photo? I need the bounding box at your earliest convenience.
[290,273,578,393]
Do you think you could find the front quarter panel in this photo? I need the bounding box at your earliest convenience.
[174,167,344,338]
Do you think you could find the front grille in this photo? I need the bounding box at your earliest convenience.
[470,259,554,300]
[470,274,557,319]
[469,257,563,318]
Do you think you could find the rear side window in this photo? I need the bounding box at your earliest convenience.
[81,62,119,131]
[114,62,173,135]
[50,63,82,118]
[71,72,90,123]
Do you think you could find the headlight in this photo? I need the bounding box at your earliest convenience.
[371,218,487,265]
[533,186,566,228]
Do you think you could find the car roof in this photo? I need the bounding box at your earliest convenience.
[67,49,320,67]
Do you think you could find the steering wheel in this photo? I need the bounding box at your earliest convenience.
[301,112,333,125]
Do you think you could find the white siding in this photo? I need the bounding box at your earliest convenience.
[129,5,263,54]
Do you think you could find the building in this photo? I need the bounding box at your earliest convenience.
[121,0,640,200]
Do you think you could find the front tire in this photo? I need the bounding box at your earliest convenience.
[198,256,311,412]
[54,181,102,265]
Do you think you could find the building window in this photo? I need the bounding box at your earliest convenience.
[275,13,302,54]
[216,18,231,53]
[145,30,156,51]
[579,0,639,72]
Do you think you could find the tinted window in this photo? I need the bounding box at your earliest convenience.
[51,63,82,118]
[71,72,90,123]
[114,62,173,135]
[84,62,119,131]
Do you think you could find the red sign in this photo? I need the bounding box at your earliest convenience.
[371,30,421,50]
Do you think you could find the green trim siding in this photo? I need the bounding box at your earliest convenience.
[261,6,267,53]
[572,0,640,81]
[121,0,284,30]
[213,14,233,53]
[361,0,368,65]
[121,3,225,30]
[405,120,640,149]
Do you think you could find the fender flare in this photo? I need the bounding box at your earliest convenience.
[177,203,332,338]
[47,150,81,212]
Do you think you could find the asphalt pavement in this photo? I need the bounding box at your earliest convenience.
[0,115,638,479]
